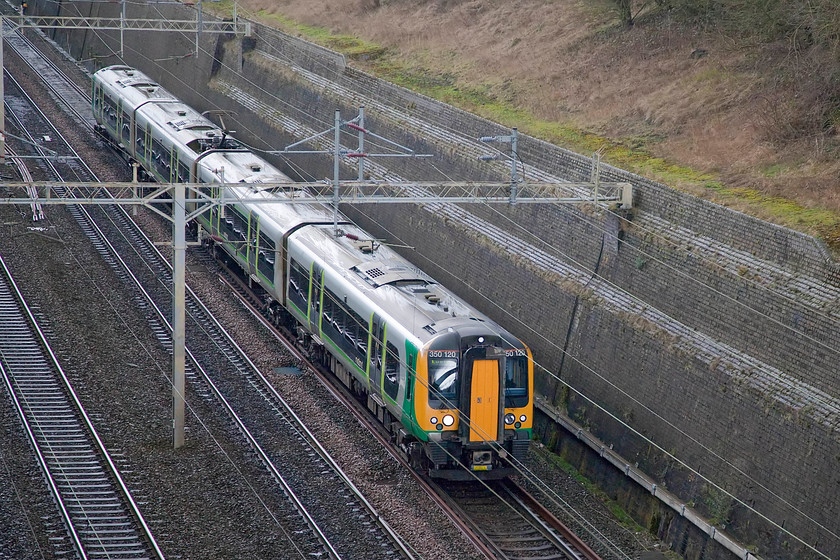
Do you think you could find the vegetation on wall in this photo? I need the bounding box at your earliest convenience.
[233,0,840,252]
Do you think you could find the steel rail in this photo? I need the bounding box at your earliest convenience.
[216,270,501,560]
[58,183,341,559]
[2,73,99,226]
[0,253,166,560]
[4,31,390,555]
[3,25,95,130]
[1,54,166,560]
[217,268,608,560]
[501,479,603,560]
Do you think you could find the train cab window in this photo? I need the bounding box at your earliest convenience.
[383,341,400,400]
[287,259,309,311]
[429,357,459,409]
[504,355,529,408]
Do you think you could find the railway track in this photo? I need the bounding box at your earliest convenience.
[2,20,630,560]
[4,69,94,182]
[0,253,164,560]
[216,260,606,560]
[3,29,415,558]
[2,20,95,129]
[79,196,411,559]
[438,479,601,560]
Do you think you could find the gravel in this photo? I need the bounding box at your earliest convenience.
[0,24,669,560]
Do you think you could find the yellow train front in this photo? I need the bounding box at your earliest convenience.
[405,322,533,480]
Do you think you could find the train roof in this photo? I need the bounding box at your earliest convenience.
[229,185,519,346]
[293,221,516,346]
[95,66,523,349]
[94,65,179,108]
[94,66,292,185]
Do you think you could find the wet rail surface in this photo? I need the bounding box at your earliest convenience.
[437,478,602,560]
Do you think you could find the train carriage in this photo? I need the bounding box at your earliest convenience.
[92,64,534,479]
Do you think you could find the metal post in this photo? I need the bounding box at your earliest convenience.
[195,0,202,57]
[509,127,518,204]
[333,109,340,235]
[172,182,186,449]
[131,163,138,216]
[357,106,365,181]
[0,19,5,165]
[120,0,125,58]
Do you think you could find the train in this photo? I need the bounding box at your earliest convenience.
[92,65,533,479]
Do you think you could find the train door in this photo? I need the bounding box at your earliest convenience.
[93,83,103,122]
[143,124,151,165]
[209,184,221,234]
[170,147,178,183]
[468,360,500,442]
[247,213,259,275]
[117,98,123,145]
[308,264,323,333]
[368,314,384,393]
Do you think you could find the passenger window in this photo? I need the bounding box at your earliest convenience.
[287,259,309,311]
[383,341,400,400]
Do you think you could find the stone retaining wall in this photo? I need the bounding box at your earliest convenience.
[38,3,840,557]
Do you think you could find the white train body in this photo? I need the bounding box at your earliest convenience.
[93,65,533,478]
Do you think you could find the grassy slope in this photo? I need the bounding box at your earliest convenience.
[221,0,840,253]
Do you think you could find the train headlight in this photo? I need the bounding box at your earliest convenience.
[442,414,455,427]
[430,417,439,425]
[519,414,527,423]
[504,413,515,425]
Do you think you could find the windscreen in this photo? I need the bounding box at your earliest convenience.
[428,354,459,409]
[504,354,529,408]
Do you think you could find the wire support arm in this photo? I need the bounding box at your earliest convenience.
[0,180,633,213]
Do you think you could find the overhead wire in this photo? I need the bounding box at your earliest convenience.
[50,2,833,556]
[21,20,431,556]
[345,193,837,559]
[213,2,840,342]
[144,18,839,547]
[8,6,613,558]
[21,213,315,560]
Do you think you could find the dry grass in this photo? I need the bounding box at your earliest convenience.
[233,0,840,251]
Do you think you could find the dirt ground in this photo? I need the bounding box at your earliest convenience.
[232,0,840,248]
